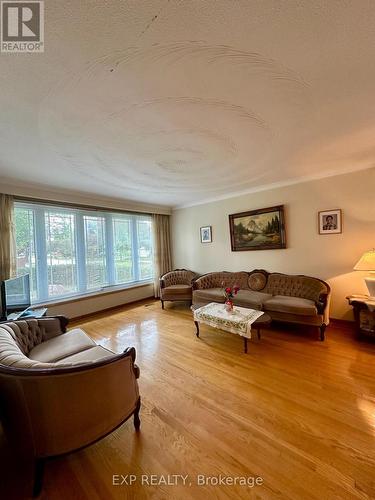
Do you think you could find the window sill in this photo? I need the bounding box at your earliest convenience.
[32,281,154,308]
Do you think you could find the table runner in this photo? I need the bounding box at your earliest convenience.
[193,302,264,339]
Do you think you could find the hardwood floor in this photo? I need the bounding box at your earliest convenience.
[2,299,375,499]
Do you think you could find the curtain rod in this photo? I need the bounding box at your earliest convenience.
[13,195,158,218]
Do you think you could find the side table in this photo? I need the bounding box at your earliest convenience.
[346,295,375,339]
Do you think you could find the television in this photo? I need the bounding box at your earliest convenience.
[0,274,31,320]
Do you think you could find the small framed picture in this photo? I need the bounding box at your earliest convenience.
[318,209,342,234]
[200,226,212,243]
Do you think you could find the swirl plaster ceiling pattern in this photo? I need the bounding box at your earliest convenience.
[1,1,375,207]
[39,40,310,198]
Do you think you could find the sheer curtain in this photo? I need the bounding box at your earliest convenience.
[152,214,172,298]
[0,194,16,282]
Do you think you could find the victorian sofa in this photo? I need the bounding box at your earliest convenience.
[159,269,199,308]
[192,270,331,340]
[0,316,140,496]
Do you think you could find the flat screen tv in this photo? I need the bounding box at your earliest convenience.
[0,274,31,320]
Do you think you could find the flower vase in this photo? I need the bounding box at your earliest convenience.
[225,300,234,313]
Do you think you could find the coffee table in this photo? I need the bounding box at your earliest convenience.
[192,302,272,353]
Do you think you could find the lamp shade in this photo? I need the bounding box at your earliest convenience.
[354,249,375,271]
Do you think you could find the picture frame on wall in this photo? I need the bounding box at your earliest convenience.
[200,226,212,243]
[229,205,286,251]
[318,209,342,234]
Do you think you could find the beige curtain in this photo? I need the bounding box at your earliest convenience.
[152,214,172,298]
[0,194,16,282]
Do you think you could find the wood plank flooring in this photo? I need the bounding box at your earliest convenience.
[2,299,375,499]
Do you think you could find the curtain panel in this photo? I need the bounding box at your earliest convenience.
[152,214,172,298]
[0,194,16,282]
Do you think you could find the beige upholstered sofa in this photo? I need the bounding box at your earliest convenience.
[160,269,199,308]
[0,316,140,496]
[193,270,331,340]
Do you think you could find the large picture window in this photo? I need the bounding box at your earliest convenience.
[14,202,153,303]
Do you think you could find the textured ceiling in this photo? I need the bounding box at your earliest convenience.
[1,0,375,208]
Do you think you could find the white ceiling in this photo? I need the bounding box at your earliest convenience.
[1,0,375,209]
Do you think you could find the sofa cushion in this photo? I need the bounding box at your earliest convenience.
[193,288,225,303]
[29,328,95,363]
[263,295,318,316]
[165,284,191,291]
[57,345,115,364]
[163,284,192,294]
[233,290,273,309]
[0,329,56,368]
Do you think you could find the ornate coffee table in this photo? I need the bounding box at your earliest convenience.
[192,302,272,353]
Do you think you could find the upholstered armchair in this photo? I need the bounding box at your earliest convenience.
[0,317,140,496]
[159,269,199,309]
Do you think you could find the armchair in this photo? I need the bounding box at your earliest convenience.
[159,269,199,309]
[0,316,140,496]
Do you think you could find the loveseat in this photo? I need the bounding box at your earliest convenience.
[192,270,331,340]
[0,316,140,496]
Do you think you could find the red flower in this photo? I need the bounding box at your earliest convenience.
[225,287,231,293]
[233,285,239,295]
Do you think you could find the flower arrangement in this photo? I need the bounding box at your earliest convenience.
[222,283,239,312]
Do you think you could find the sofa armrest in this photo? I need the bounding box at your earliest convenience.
[38,316,69,341]
[123,347,140,378]
[316,292,331,325]
[159,277,166,290]
[315,292,328,313]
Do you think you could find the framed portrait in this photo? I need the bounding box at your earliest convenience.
[229,205,286,251]
[318,209,342,234]
[200,226,212,243]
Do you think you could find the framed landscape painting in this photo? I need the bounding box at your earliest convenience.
[229,205,286,251]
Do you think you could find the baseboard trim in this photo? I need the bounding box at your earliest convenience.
[69,297,158,324]
[329,318,356,331]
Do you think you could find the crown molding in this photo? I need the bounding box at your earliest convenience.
[173,165,374,210]
[0,178,172,215]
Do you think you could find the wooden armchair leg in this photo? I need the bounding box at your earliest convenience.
[133,397,141,430]
[33,458,45,497]
[319,325,326,341]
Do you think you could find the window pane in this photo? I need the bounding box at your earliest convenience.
[113,218,133,283]
[84,215,107,290]
[14,202,154,303]
[14,207,38,301]
[137,219,153,280]
[45,211,77,297]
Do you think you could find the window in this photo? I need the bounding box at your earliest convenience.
[45,211,77,297]
[84,215,106,290]
[14,202,154,303]
[113,216,133,284]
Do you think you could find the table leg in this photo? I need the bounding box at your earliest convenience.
[243,337,248,353]
[257,327,261,340]
[194,321,200,337]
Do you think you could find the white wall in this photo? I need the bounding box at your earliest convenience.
[172,168,375,320]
